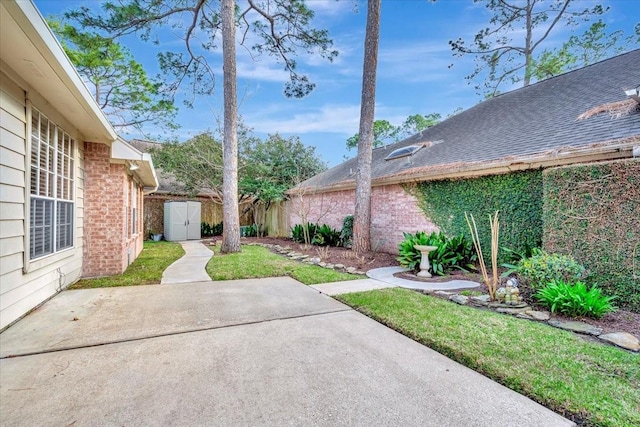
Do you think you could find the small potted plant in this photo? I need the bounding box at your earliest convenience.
[148,228,163,241]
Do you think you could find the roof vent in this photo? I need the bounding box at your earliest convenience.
[625,86,640,104]
[384,144,424,161]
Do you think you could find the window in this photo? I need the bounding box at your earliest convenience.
[30,109,75,260]
[384,144,424,161]
[131,182,137,235]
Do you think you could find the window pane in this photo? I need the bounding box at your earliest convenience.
[31,113,39,138]
[30,198,54,259]
[56,201,73,251]
[39,117,47,143]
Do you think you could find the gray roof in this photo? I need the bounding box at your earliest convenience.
[129,139,191,195]
[298,49,640,191]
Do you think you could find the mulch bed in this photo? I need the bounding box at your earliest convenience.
[238,236,639,338]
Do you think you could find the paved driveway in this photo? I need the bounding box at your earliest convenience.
[0,277,574,426]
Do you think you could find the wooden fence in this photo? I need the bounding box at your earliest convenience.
[143,194,289,237]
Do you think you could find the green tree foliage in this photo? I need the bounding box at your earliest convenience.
[65,0,338,101]
[531,20,639,80]
[347,119,395,150]
[47,20,177,134]
[66,0,338,253]
[150,132,226,199]
[240,133,327,205]
[346,113,441,150]
[449,0,610,96]
[151,130,326,205]
[396,113,441,139]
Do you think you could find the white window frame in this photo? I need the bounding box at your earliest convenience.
[131,181,138,236]
[28,107,76,261]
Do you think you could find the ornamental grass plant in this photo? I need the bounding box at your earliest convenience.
[535,280,616,319]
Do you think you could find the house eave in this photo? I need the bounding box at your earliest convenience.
[0,0,117,143]
[111,138,159,193]
[291,137,638,195]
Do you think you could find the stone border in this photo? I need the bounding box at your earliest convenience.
[434,289,639,353]
[246,242,639,353]
[245,243,368,276]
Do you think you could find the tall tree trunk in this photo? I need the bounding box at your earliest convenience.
[523,0,534,86]
[353,0,380,253]
[220,0,241,253]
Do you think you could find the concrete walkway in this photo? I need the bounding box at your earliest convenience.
[0,278,573,426]
[311,266,481,296]
[161,240,213,284]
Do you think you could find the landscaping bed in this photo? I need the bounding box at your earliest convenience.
[240,236,398,271]
[241,236,639,339]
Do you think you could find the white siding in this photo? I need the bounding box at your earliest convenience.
[0,71,84,330]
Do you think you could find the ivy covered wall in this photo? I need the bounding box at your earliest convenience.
[543,159,640,313]
[409,169,544,263]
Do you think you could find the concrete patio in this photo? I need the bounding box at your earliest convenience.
[0,243,574,426]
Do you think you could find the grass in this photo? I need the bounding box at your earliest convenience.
[337,288,640,427]
[70,241,185,289]
[206,244,361,285]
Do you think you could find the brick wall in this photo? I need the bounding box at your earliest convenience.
[288,184,437,254]
[83,141,144,277]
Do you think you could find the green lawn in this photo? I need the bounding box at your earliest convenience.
[206,244,361,285]
[337,288,640,427]
[70,241,185,289]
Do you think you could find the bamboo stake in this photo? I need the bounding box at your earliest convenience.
[490,211,499,296]
[465,211,500,301]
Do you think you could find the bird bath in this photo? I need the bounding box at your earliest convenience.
[413,245,438,278]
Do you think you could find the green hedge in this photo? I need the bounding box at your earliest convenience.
[408,170,543,263]
[543,159,640,313]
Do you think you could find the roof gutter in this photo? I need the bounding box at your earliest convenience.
[111,138,159,194]
[291,137,638,195]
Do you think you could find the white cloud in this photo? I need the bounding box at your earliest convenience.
[377,41,453,83]
[248,104,362,134]
[306,0,355,17]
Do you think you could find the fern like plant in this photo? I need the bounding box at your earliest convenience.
[535,280,616,319]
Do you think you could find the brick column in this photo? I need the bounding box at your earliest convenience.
[82,141,128,277]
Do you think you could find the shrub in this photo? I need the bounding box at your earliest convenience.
[291,223,317,244]
[201,221,223,237]
[291,223,341,246]
[340,215,354,247]
[313,224,342,247]
[516,249,585,290]
[535,280,616,319]
[397,231,476,275]
[242,224,258,237]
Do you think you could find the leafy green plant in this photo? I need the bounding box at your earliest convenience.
[201,221,223,237]
[446,233,477,270]
[500,243,538,277]
[397,231,475,275]
[516,249,585,290]
[397,231,443,271]
[291,223,317,244]
[242,223,258,237]
[313,224,341,247]
[201,222,212,236]
[340,215,354,247]
[409,170,543,264]
[535,280,616,319]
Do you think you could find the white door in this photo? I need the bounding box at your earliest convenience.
[171,202,188,241]
[187,201,201,240]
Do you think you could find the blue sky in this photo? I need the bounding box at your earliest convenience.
[35,0,639,166]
